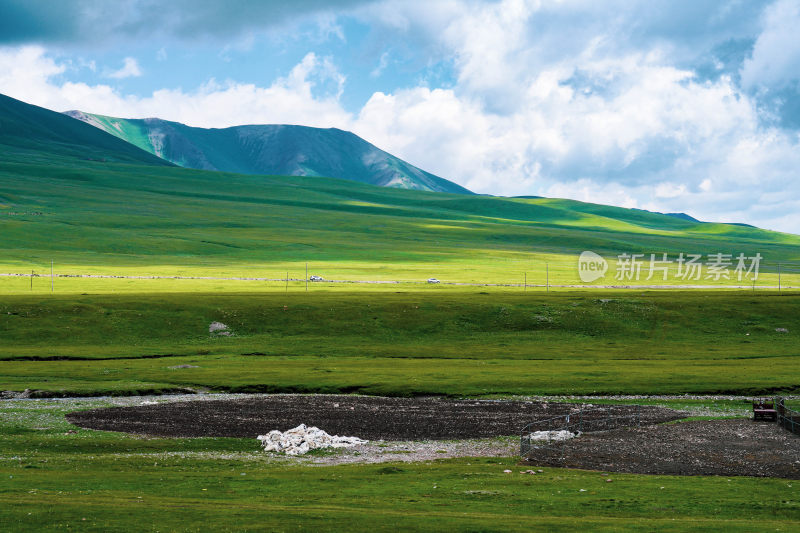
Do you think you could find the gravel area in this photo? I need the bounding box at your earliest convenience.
[10,393,800,475]
[65,394,682,440]
[524,419,800,479]
[306,437,519,465]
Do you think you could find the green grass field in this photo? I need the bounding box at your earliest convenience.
[3,95,800,531]
[1,398,798,532]
[1,291,798,397]
[2,142,799,290]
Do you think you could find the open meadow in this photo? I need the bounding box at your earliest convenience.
[1,93,799,531]
[1,291,799,397]
[1,288,799,531]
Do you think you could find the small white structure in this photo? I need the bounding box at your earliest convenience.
[257,424,367,455]
[527,430,579,442]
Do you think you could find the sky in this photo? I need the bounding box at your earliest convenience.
[1,0,799,233]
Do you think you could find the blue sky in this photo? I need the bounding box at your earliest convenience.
[1,0,799,233]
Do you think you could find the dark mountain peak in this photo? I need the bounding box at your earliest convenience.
[65,111,472,194]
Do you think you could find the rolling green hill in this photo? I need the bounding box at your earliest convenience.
[0,93,798,288]
[0,95,171,166]
[63,110,472,194]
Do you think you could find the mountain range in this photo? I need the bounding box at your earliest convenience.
[64,111,471,195]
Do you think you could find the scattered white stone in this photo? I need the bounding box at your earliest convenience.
[776,328,789,333]
[257,424,367,455]
[209,322,232,336]
[528,430,579,442]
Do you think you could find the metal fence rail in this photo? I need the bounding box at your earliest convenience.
[776,397,800,437]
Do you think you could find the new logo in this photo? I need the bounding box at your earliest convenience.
[578,251,608,283]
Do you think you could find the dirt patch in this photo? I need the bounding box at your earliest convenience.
[65,394,680,440]
[64,395,800,476]
[525,419,800,479]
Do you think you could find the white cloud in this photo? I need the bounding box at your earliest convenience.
[106,57,142,79]
[370,51,389,78]
[655,183,687,199]
[0,46,66,106]
[0,47,350,128]
[740,0,800,91]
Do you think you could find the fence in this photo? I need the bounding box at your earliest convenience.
[4,259,800,292]
[776,397,800,437]
[520,404,643,460]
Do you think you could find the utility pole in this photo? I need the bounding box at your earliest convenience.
[778,263,781,292]
[51,260,54,292]
[524,272,527,292]
[305,263,308,292]
[285,272,289,293]
[30,270,33,291]
[546,263,549,292]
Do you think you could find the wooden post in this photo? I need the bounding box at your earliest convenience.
[30,270,33,291]
[546,263,549,292]
[286,272,289,293]
[306,263,308,292]
[524,272,527,292]
[51,260,54,292]
[778,263,781,292]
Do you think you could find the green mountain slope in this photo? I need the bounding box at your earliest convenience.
[63,110,472,194]
[0,95,171,166]
[0,93,798,285]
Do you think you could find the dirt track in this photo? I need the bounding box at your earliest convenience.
[65,394,679,440]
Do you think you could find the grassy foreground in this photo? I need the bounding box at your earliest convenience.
[1,398,798,532]
[1,291,798,396]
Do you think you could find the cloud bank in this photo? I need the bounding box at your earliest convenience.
[0,0,374,44]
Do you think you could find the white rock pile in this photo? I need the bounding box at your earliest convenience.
[528,430,579,442]
[209,321,232,336]
[257,424,368,455]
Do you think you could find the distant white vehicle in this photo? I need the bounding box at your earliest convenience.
[427,278,440,284]
[309,275,324,281]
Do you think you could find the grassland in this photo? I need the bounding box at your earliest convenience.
[1,291,798,397]
[1,397,798,532]
[2,142,800,291]
[3,95,800,531]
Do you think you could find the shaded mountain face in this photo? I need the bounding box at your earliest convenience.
[0,94,170,166]
[63,111,472,194]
